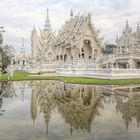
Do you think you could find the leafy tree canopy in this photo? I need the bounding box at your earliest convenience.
[0,45,15,72]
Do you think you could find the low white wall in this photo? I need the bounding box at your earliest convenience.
[56,68,140,79]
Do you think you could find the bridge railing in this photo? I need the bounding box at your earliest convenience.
[56,68,140,79]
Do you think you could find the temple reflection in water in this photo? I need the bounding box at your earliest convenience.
[0,82,16,116]
[30,81,103,134]
[29,81,140,133]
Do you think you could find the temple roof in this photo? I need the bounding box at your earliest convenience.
[32,11,101,51]
[117,21,140,47]
[54,13,100,46]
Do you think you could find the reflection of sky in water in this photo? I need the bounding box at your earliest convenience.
[0,81,140,140]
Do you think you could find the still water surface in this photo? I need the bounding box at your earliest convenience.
[0,81,140,140]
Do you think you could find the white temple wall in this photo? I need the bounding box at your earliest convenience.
[56,68,140,79]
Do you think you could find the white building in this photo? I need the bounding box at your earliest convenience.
[31,9,140,79]
[31,9,102,73]
[115,21,140,69]
[13,39,31,71]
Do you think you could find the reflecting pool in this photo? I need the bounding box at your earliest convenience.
[0,81,140,140]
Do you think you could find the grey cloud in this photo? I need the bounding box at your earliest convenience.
[0,0,140,52]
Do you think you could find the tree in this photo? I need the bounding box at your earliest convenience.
[0,45,15,72]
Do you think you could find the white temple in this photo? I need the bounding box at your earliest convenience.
[31,9,102,73]
[115,21,140,69]
[13,39,31,71]
[31,9,140,79]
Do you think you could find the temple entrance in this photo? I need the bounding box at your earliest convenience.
[48,52,53,61]
[82,40,92,59]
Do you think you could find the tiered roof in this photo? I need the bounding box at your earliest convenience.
[32,10,101,49]
[117,21,140,50]
[55,13,100,47]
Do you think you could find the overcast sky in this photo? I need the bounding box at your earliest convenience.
[1,0,140,52]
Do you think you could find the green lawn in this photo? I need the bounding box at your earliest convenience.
[1,70,140,85]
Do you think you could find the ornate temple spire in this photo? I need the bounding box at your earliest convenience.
[116,35,119,43]
[88,12,92,23]
[88,12,92,18]
[31,24,37,43]
[125,20,129,31]
[32,23,37,35]
[136,22,140,44]
[137,22,139,28]
[22,38,24,48]
[20,38,26,54]
[123,20,132,34]
[44,8,51,32]
[33,23,36,32]
[31,92,37,127]
[126,20,128,25]
[136,22,140,33]
[70,10,73,19]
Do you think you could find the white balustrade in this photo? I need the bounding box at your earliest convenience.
[56,66,140,79]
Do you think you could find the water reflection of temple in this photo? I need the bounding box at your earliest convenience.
[30,81,103,133]
[17,81,29,102]
[0,82,15,116]
[53,84,103,133]
[102,85,140,129]
[30,81,140,132]
[31,81,54,133]
[115,87,140,129]
[0,81,29,116]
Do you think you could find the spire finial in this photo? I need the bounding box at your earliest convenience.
[70,9,73,19]
[136,22,140,34]
[44,8,51,31]
[88,11,92,18]
[22,38,24,48]
[47,8,49,21]
[137,22,139,28]
[126,19,128,24]
[126,20,129,27]
[33,22,36,31]
[20,38,26,54]
[124,19,130,32]
[116,35,119,42]
[45,8,49,24]
[88,11,92,22]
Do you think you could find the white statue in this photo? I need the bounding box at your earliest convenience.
[6,65,14,80]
